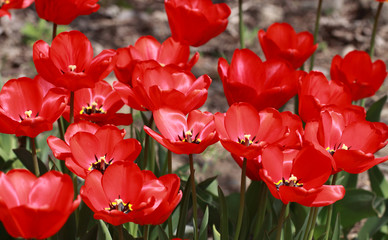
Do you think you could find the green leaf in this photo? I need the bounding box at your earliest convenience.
[81,224,98,240]
[332,213,341,240]
[77,201,95,238]
[335,189,385,229]
[368,165,388,198]
[212,225,221,240]
[218,186,229,240]
[176,178,192,238]
[366,95,387,122]
[156,225,169,240]
[13,148,48,174]
[97,220,112,240]
[199,206,209,240]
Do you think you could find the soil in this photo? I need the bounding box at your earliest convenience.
[1,0,388,198]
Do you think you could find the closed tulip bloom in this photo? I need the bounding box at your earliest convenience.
[218,49,302,112]
[0,77,67,138]
[260,145,345,207]
[330,50,387,100]
[258,22,318,69]
[114,36,199,84]
[0,169,80,239]
[81,162,182,226]
[33,30,116,92]
[35,0,99,25]
[144,108,218,155]
[165,0,231,47]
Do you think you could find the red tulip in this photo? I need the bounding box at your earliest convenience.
[114,36,199,85]
[0,0,33,17]
[35,0,99,25]
[165,0,231,47]
[81,162,182,226]
[258,22,318,69]
[113,61,211,113]
[330,50,387,100]
[144,108,218,155]
[62,80,132,126]
[304,107,388,174]
[218,49,302,111]
[47,121,107,160]
[33,30,117,91]
[214,103,289,160]
[0,169,80,239]
[298,71,352,122]
[0,77,67,138]
[260,145,345,207]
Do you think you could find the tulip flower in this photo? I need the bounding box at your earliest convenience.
[114,36,199,84]
[0,77,67,138]
[258,22,318,69]
[259,145,345,207]
[330,50,387,100]
[50,124,141,179]
[304,107,388,174]
[214,103,289,160]
[33,30,117,92]
[0,0,34,18]
[218,49,302,112]
[144,108,218,155]
[113,61,211,113]
[62,80,133,126]
[165,0,231,47]
[34,0,99,25]
[0,169,80,239]
[298,71,352,122]
[81,162,182,226]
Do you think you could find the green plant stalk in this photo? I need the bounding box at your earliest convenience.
[275,203,288,240]
[253,181,268,239]
[143,225,149,240]
[309,0,323,71]
[167,150,173,239]
[69,91,75,124]
[31,137,39,176]
[52,23,57,40]
[189,154,199,240]
[117,225,124,240]
[323,174,338,240]
[370,2,384,57]
[303,207,319,240]
[130,108,134,138]
[302,207,315,240]
[238,0,245,49]
[142,115,154,170]
[307,207,319,240]
[234,158,247,240]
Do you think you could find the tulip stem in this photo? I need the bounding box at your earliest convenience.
[303,207,319,240]
[275,203,288,240]
[234,157,247,240]
[323,174,338,240]
[31,137,39,176]
[130,108,134,138]
[238,0,245,49]
[52,23,57,41]
[309,0,323,71]
[143,114,154,170]
[253,181,268,239]
[167,150,173,239]
[370,2,384,57]
[143,225,149,240]
[117,225,124,240]
[189,154,199,240]
[69,91,75,124]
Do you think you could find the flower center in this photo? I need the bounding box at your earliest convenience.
[88,155,112,174]
[274,174,303,190]
[177,130,201,144]
[19,110,36,122]
[326,143,349,156]
[105,197,132,213]
[238,134,258,146]
[68,65,77,72]
[80,102,106,115]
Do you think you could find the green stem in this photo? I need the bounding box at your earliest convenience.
[143,225,149,240]
[307,207,319,240]
[370,2,384,57]
[57,118,65,141]
[69,91,75,124]
[117,225,124,240]
[167,150,173,239]
[323,174,338,240]
[31,137,39,176]
[309,0,323,71]
[130,108,134,138]
[253,181,268,239]
[275,204,288,240]
[189,154,199,240]
[238,0,245,49]
[142,114,154,170]
[234,158,247,240]
[303,207,315,240]
[303,207,319,240]
[52,23,57,40]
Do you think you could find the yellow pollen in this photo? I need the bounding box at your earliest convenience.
[88,156,107,171]
[25,110,32,118]
[68,65,77,71]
